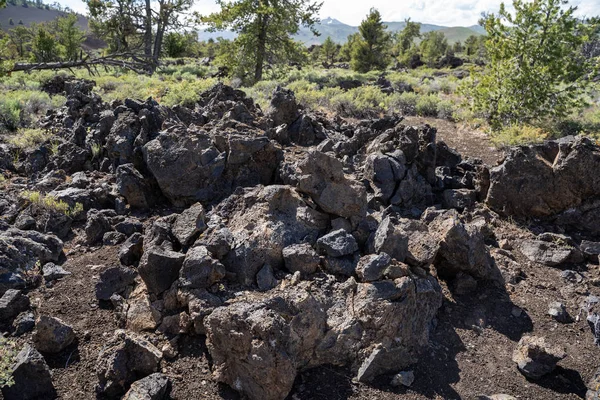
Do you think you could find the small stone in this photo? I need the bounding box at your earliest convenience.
[0,289,30,321]
[42,263,71,281]
[282,243,320,276]
[356,253,391,282]
[390,370,415,387]
[316,229,358,257]
[560,269,584,283]
[103,231,127,246]
[511,307,522,317]
[12,312,35,336]
[33,315,76,353]
[257,264,277,291]
[122,372,170,400]
[512,335,566,379]
[548,302,570,323]
[161,343,178,359]
[95,265,137,301]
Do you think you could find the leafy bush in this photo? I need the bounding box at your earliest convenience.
[437,100,455,120]
[330,86,388,118]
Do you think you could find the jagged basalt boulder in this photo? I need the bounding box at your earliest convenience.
[487,137,600,218]
[143,125,281,207]
[282,150,367,218]
[205,275,442,400]
[96,330,163,397]
[207,185,329,285]
[1,344,56,400]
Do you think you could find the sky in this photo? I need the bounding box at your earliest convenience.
[60,0,600,27]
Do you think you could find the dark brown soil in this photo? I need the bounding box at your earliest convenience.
[405,116,503,166]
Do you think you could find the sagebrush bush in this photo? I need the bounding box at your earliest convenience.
[491,124,549,146]
[390,92,418,115]
[416,95,440,117]
[8,128,52,149]
[437,100,456,120]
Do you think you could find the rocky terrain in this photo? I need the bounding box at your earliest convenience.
[1,76,600,400]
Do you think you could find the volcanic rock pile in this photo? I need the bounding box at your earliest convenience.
[1,77,600,400]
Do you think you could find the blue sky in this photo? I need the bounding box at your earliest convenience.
[60,0,600,27]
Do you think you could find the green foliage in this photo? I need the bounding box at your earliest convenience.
[30,25,59,62]
[8,26,32,58]
[320,36,337,67]
[394,19,421,57]
[490,124,549,146]
[0,89,63,131]
[163,32,189,58]
[202,0,321,83]
[8,128,50,148]
[0,337,17,389]
[21,190,84,217]
[419,31,448,66]
[416,94,440,116]
[338,32,358,62]
[56,14,85,61]
[350,8,391,73]
[464,0,600,130]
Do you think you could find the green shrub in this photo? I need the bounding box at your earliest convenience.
[437,100,455,120]
[416,95,440,117]
[390,92,418,115]
[490,124,549,146]
[21,190,84,217]
[0,337,17,388]
[330,86,388,118]
[8,128,51,149]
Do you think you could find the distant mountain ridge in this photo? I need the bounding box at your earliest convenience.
[0,4,87,31]
[200,16,484,45]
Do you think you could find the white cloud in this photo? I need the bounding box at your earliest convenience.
[57,0,600,27]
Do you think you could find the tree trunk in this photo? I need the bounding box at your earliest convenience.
[254,14,267,82]
[144,0,153,60]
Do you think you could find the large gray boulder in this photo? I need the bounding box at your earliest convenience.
[96,330,163,397]
[1,344,56,400]
[142,125,281,207]
[33,315,76,353]
[0,289,30,321]
[116,163,156,209]
[429,210,496,281]
[487,137,600,218]
[205,274,442,400]
[0,229,63,295]
[208,185,329,285]
[282,150,367,218]
[138,248,185,295]
[122,373,170,400]
[512,336,566,379]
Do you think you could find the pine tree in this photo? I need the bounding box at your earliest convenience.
[350,8,391,73]
[320,36,337,67]
[202,0,322,83]
[465,0,600,129]
[57,14,85,61]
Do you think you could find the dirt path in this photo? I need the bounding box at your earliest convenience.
[405,116,503,166]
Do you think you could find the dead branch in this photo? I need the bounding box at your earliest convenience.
[10,53,154,74]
